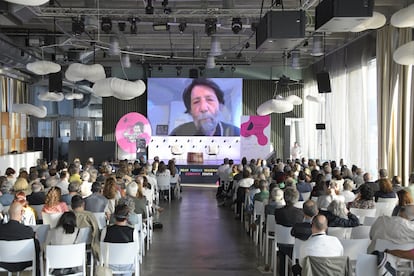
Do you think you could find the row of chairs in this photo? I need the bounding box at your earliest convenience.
[0,238,141,276]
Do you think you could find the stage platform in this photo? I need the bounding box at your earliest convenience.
[173,159,236,184]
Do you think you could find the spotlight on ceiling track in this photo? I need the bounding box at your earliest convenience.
[178,22,187,33]
[145,0,154,15]
[153,23,170,31]
[118,22,126,32]
[231,17,242,34]
[101,17,112,33]
[311,34,324,57]
[72,16,85,36]
[219,66,225,73]
[129,17,138,34]
[291,51,300,69]
[176,66,182,76]
[205,18,217,36]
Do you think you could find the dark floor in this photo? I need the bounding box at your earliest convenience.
[141,185,266,276]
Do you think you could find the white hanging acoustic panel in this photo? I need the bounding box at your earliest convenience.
[257,97,294,115]
[285,95,303,105]
[306,95,325,103]
[393,41,414,65]
[391,4,414,28]
[65,63,106,83]
[26,61,61,75]
[4,0,49,6]
[92,78,146,100]
[38,91,64,102]
[12,104,47,118]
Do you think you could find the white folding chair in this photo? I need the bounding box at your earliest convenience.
[340,238,371,273]
[273,224,295,276]
[375,202,396,217]
[100,241,140,276]
[293,201,304,209]
[355,254,377,276]
[350,226,371,239]
[0,239,37,276]
[45,243,86,276]
[349,207,377,224]
[134,214,146,262]
[363,216,377,226]
[156,174,171,203]
[263,214,276,266]
[300,192,311,201]
[41,212,63,229]
[374,239,414,273]
[327,227,352,239]
[30,224,50,248]
[252,201,265,250]
[31,204,44,223]
[145,205,153,251]
[75,227,94,276]
[92,212,107,230]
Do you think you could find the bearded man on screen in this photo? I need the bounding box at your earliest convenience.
[170,78,240,136]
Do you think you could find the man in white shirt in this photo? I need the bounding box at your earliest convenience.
[299,214,343,266]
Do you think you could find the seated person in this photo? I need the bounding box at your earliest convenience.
[101,204,138,276]
[350,184,375,209]
[320,200,360,228]
[298,214,344,267]
[291,199,319,241]
[375,179,397,202]
[0,202,40,276]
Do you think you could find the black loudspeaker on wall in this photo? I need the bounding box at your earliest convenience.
[49,71,62,92]
[316,123,326,130]
[316,71,331,93]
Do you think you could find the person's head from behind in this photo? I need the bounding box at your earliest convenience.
[311,214,328,234]
[91,182,102,193]
[303,199,318,219]
[126,181,138,197]
[399,204,414,220]
[392,175,402,186]
[283,187,299,206]
[8,201,24,222]
[379,168,388,179]
[397,189,413,207]
[182,78,225,135]
[327,200,348,219]
[343,179,354,191]
[57,211,77,234]
[359,184,374,200]
[114,204,130,222]
[45,186,62,207]
[378,178,393,193]
[71,195,84,210]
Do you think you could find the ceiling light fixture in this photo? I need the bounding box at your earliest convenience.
[176,66,182,76]
[209,36,222,56]
[231,18,243,34]
[109,36,120,56]
[291,51,300,68]
[178,22,187,33]
[101,17,112,33]
[72,17,85,36]
[129,18,138,34]
[205,18,217,36]
[145,0,154,15]
[206,55,216,69]
[121,54,131,68]
[310,34,324,57]
[118,22,126,32]
[153,23,170,31]
[390,3,414,28]
[219,66,225,73]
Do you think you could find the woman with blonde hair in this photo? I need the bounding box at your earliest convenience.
[103,176,121,216]
[10,192,36,225]
[13,177,31,195]
[42,186,69,213]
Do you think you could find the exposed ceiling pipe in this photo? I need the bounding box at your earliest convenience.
[0,33,38,68]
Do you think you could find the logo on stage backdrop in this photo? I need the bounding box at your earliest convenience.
[240,115,270,145]
[115,112,151,154]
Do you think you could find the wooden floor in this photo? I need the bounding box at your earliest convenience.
[141,185,266,276]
